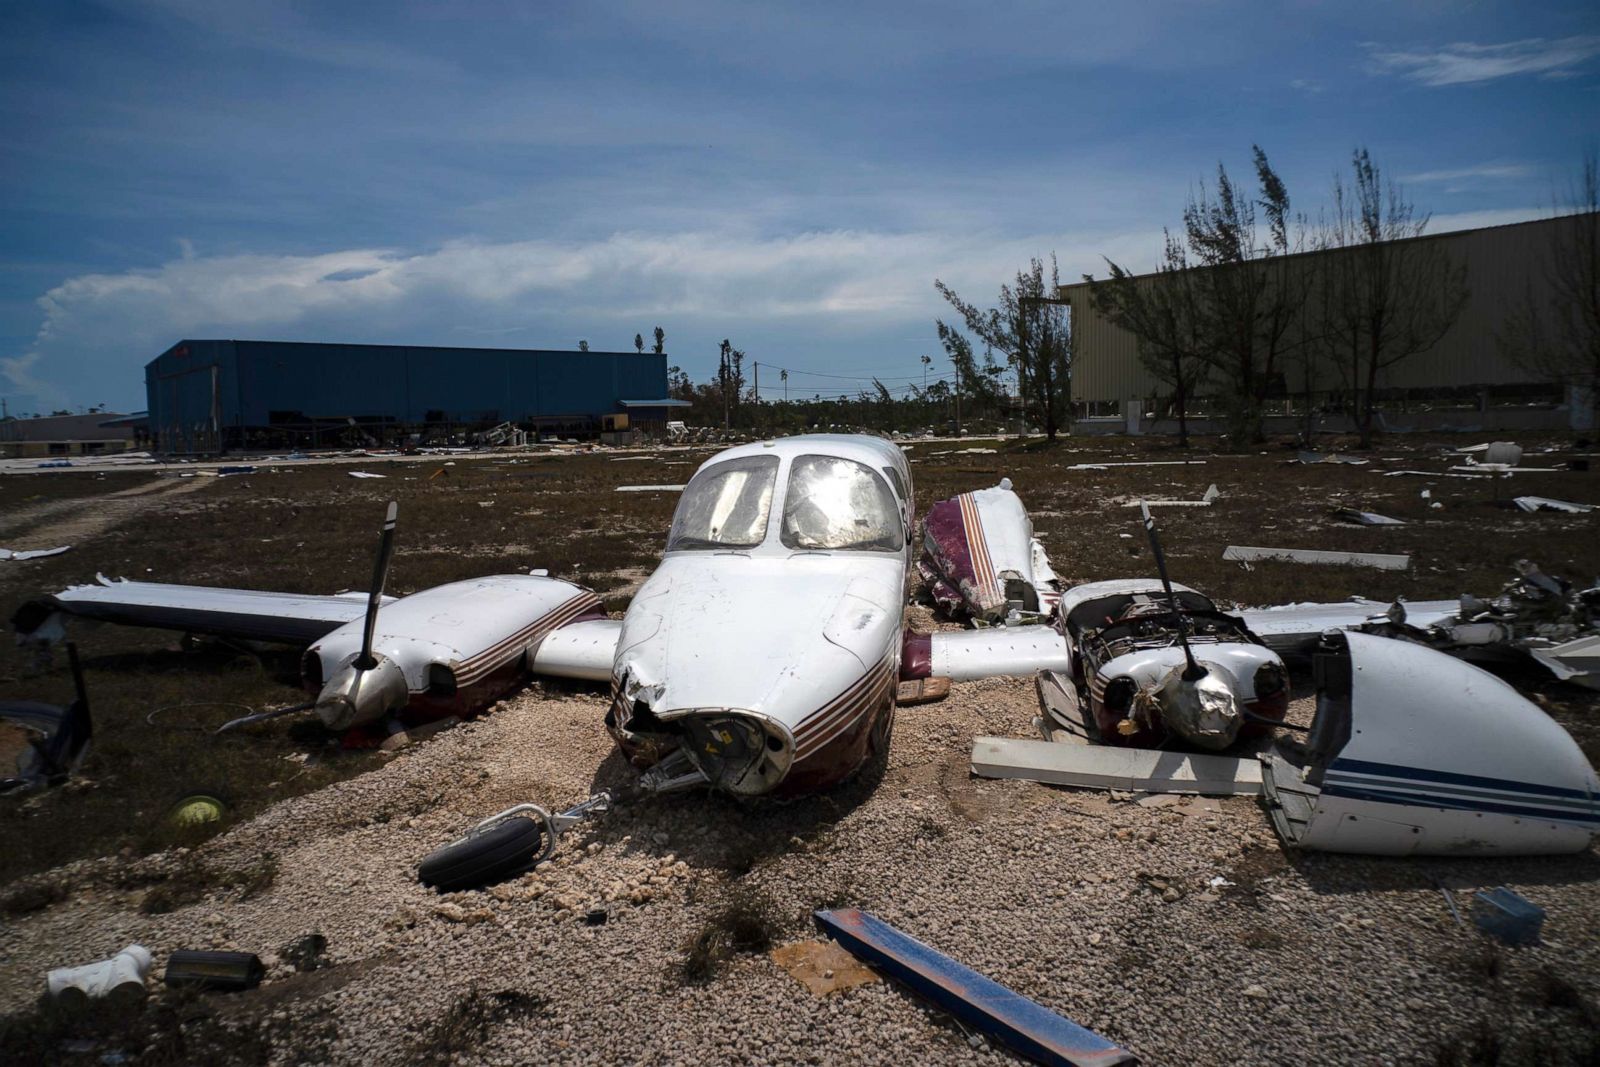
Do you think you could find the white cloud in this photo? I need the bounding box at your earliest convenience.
[1400,163,1533,184]
[9,227,1159,411]
[1367,36,1600,87]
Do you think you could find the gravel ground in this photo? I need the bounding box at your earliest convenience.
[3,659,1598,1066]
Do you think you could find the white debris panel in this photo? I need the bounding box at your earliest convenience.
[0,546,71,562]
[970,736,1263,795]
[1223,545,1410,570]
[928,625,1070,680]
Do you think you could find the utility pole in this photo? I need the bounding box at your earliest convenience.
[753,362,759,434]
[954,361,962,438]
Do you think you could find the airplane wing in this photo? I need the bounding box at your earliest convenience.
[1238,598,1460,655]
[919,479,1060,621]
[13,575,395,646]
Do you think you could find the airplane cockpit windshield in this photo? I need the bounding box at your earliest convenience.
[781,455,902,552]
[666,455,779,550]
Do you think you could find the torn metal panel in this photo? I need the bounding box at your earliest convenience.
[1123,485,1219,507]
[614,484,686,492]
[814,908,1139,1067]
[1513,496,1593,513]
[1530,635,1600,691]
[918,478,1060,622]
[1066,460,1205,470]
[1261,632,1598,856]
[1223,545,1410,570]
[1332,508,1405,526]
[971,736,1264,795]
[1293,452,1368,465]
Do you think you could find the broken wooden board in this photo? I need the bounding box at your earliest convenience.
[896,676,951,706]
[1223,545,1409,571]
[971,736,1263,795]
[770,939,881,997]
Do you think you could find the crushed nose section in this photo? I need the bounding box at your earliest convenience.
[607,671,795,796]
[1263,632,1600,857]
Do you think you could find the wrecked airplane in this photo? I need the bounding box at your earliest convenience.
[15,435,918,800]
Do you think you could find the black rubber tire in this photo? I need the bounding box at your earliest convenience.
[418,816,544,892]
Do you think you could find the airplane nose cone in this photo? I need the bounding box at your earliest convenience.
[315,656,408,730]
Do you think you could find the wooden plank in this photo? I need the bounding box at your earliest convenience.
[815,909,1139,1067]
[970,736,1263,795]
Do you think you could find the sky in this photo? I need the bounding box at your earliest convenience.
[2,1,1598,414]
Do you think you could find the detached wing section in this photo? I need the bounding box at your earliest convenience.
[919,479,1059,622]
[13,576,393,646]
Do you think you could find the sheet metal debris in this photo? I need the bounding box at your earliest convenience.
[347,471,387,479]
[814,908,1139,1067]
[1513,496,1593,513]
[1125,485,1219,507]
[0,545,71,562]
[614,484,686,492]
[1294,451,1368,465]
[1223,545,1409,570]
[1332,508,1405,526]
[970,736,1263,795]
[1067,460,1204,470]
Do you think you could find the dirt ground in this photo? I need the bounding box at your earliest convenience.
[1,431,1597,1065]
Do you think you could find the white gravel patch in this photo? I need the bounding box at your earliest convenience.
[3,674,1598,1066]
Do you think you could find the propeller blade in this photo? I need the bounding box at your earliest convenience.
[216,701,316,734]
[1139,501,1204,681]
[355,501,399,670]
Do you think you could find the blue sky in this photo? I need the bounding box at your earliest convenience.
[2,1,1597,413]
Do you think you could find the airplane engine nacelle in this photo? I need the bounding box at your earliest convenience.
[304,575,601,729]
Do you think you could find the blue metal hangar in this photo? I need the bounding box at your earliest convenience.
[145,339,685,453]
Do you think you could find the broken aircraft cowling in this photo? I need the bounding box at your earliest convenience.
[919,479,1059,622]
[607,554,900,798]
[1264,632,1600,856]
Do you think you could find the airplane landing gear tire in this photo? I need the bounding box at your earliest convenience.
[418,817,544,892]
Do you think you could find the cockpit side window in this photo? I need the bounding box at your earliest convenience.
[780,455,902,552]
[666,455,780,551]
[881,465,906,500]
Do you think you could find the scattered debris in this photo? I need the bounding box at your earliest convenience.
[1513,496,1593,513]
[163,950,266,992]
[1294,452,1368,465]
[1382,469,1491,480]
[1222,545,1409,570]
[1068,460,1204,470]
[47,945,152,1008]
[895,676,951,706]
[613,484,686,492]
[216,465,257,477]
[0,545,71,562]
[1126,485,1220,507]
[770,939,881,997]
[1460,441,1524,466]
[419,793,610,891]
[815,908,1138,1067]
[347,471,386,479]
[1333,508,1405,526]
[1472,887,1544,945]
[970,736,1263,795]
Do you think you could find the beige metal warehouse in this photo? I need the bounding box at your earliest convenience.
[1057,212,1595,433]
